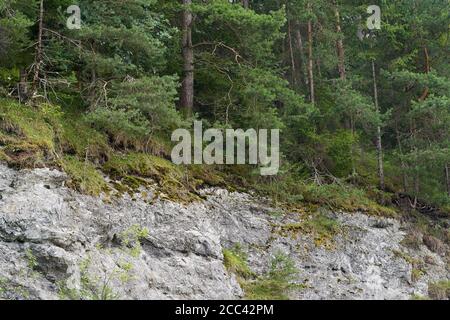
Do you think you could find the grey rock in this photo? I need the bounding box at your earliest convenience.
[0,164,448,300]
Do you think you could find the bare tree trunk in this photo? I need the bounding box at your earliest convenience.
[32,0,44,96]
[241,0,249,9]
[395,121,408,192]
[307,3,315,104]
[181,0,194,115]
[333,0,346,80]
[372,60,385,191]
[413,164,419,207]
[295,26,307,87]
[287,19,297,86]
[445,164,450,197]
[410,116,420,206]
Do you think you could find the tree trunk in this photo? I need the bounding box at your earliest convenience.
[294,26,307,87]
[333,0,346,80]
[445,164,450,197]
[181,0,194,115]
[395,121,408,192]
[287,19,297,86]
[372,60,385,191]
[413,164,419,207]
[307,3,315,104]
[419,46,430,101]
[18,68,29,103]
[241,0,249,9]
[32,0,44,96]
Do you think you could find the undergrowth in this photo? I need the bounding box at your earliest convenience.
[0,97,401,214]
[280,211,341,247]
[223,245,299,300]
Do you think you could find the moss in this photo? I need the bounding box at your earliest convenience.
[61,156,109,196]
[392,249,420,265]
[245,168,398,216]
[188,164,225,187]
[410,294,430,300]
[60,111,111,162]
[104,152,164,177]
[0,277,31,300]
[411,268,425,282]
[280,212,340,247]
[0,101,56,150]
[103,152,199,202]
[0,99,58,167]
[303,213,340,237]
[300,183,397,217]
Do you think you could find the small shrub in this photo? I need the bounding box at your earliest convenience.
[244,253,298,300]
[411,268,425,282]
[118,225,149,257]
[223,245,253,279]
[428,280,450,300]
[58,257,119,300]
[25,248,38,270]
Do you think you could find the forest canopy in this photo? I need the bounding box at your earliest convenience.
[0,0,449,211]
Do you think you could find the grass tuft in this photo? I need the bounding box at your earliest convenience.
[61,156,109,196]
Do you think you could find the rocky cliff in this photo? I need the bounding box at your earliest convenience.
[0,164,448,300]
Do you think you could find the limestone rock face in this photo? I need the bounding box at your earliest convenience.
[0,164,448,300]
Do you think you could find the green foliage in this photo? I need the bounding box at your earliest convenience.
[320,131,358,177]
[0,99,58,167]
[58,257,119,301]
[223,245,253,279]
[60,110,111,162]
[243,253,298,300]
[411,268,425,283]
[86,106,150,148]
[87,75,185,150]
[103,151,205,202]
[118,225,149,258]
[280,211,341,247]
[0,0,34,68]
[0,0,449,217]
[61,156,109,196]
[303,212,340,239]
[25,248,38,271]
[300,183,397,216]
[223,245,299,300]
